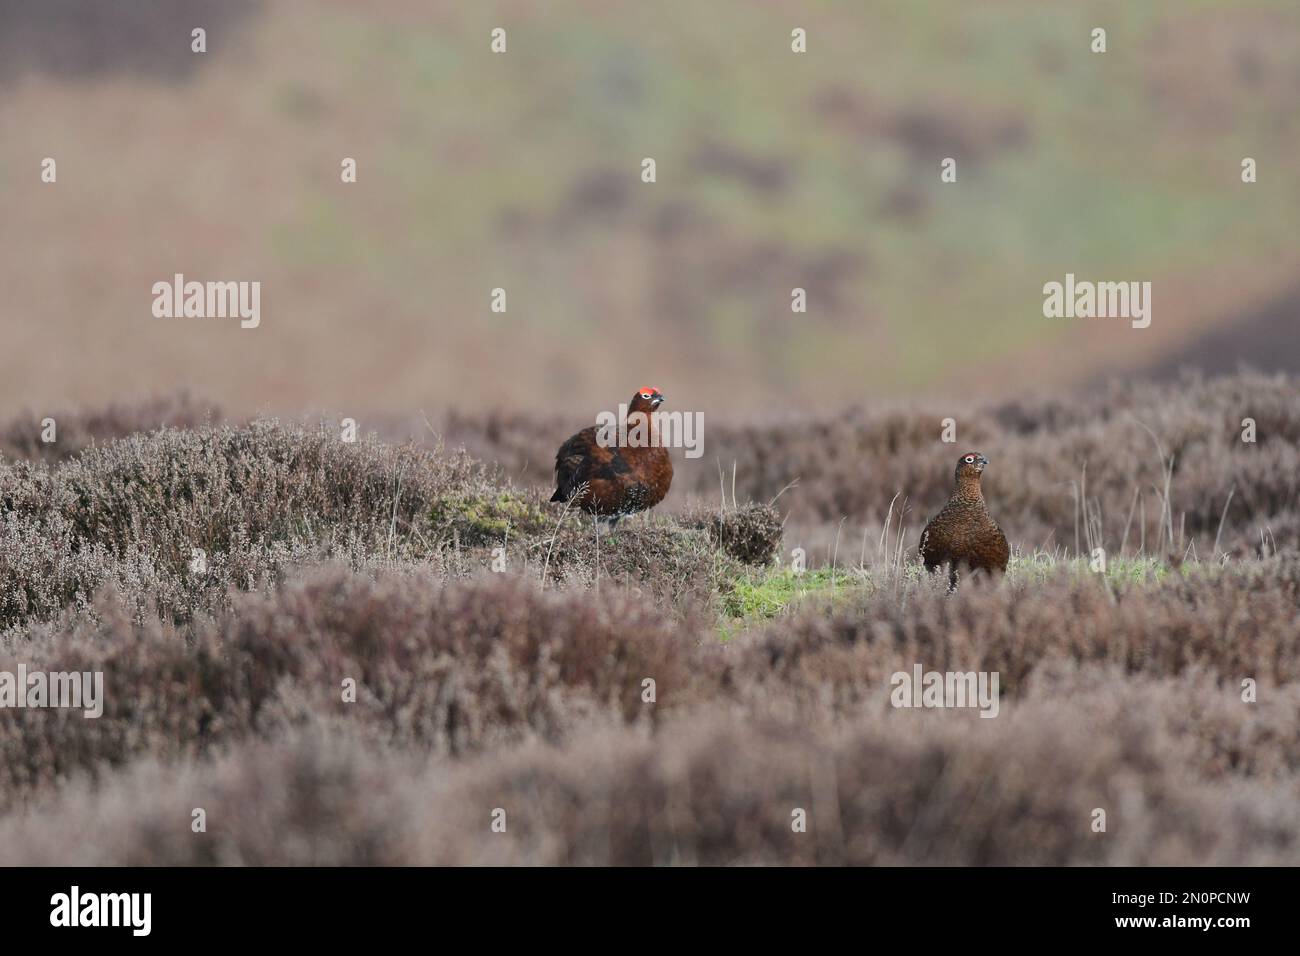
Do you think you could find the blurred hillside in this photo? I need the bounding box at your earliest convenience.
[2,0,1298,416]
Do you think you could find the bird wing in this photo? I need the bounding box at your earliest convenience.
[918,515,942,564]
[552,427,602,501]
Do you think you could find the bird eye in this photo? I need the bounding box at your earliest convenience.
[640,392,651,399]
[964,455,975,463]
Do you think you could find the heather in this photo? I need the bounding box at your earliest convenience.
[430,369,1300,561]
[0,372,1297,864]
[4,678,1298,865]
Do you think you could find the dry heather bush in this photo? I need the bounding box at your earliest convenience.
[425,486,752,606]
[683,502,784,565]
[713,557,1300,717]
[0,500,332,634]
[5,683,1298,866]
[0,376,1296,865]
[702,371,1299,559]
[0,392,221,464]
[707,371,1294,556]
[526,515,741,607]
[0,418,761,629]
[1015,669,1300,782]
[5,373,1295,563]
[0,728,411,867]
[0,419,496,628]
[52,420,491,560]
[431,370,1299,559]
[0,569,697,811]
[410,696,1300,865]
[2,558,1298,862]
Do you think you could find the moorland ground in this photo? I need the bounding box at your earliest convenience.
[0,370,1297,864]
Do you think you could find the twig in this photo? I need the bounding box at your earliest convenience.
[1119,486,1139,557]
[387,472,403,563]
[767,477,800,508]
[1212,487,1235,560]
[541,483,584,589]
[830,516,847,591]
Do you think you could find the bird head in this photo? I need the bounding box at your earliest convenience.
[629,387,666,415]
[956,452,989,480]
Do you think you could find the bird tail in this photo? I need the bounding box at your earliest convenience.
[549,489,566,503]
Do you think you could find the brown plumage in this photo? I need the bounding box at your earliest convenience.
[550,387,673,526]
[919,452,1009,589]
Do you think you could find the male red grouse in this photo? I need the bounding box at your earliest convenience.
[919,452,1009,589]
[551,387,673,526]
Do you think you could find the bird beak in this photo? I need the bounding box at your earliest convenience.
[978,455,989,465]
[651,394,665,408]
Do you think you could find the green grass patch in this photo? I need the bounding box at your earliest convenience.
[1009,552,1184,586]
[721,566,865,625]
[429,490,552,546]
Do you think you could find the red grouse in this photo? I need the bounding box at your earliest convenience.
[551,387,673,526]
[919,452,1009,589]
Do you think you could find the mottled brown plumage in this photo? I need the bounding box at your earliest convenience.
[919,452,1009,589]
[551,387,673,526]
